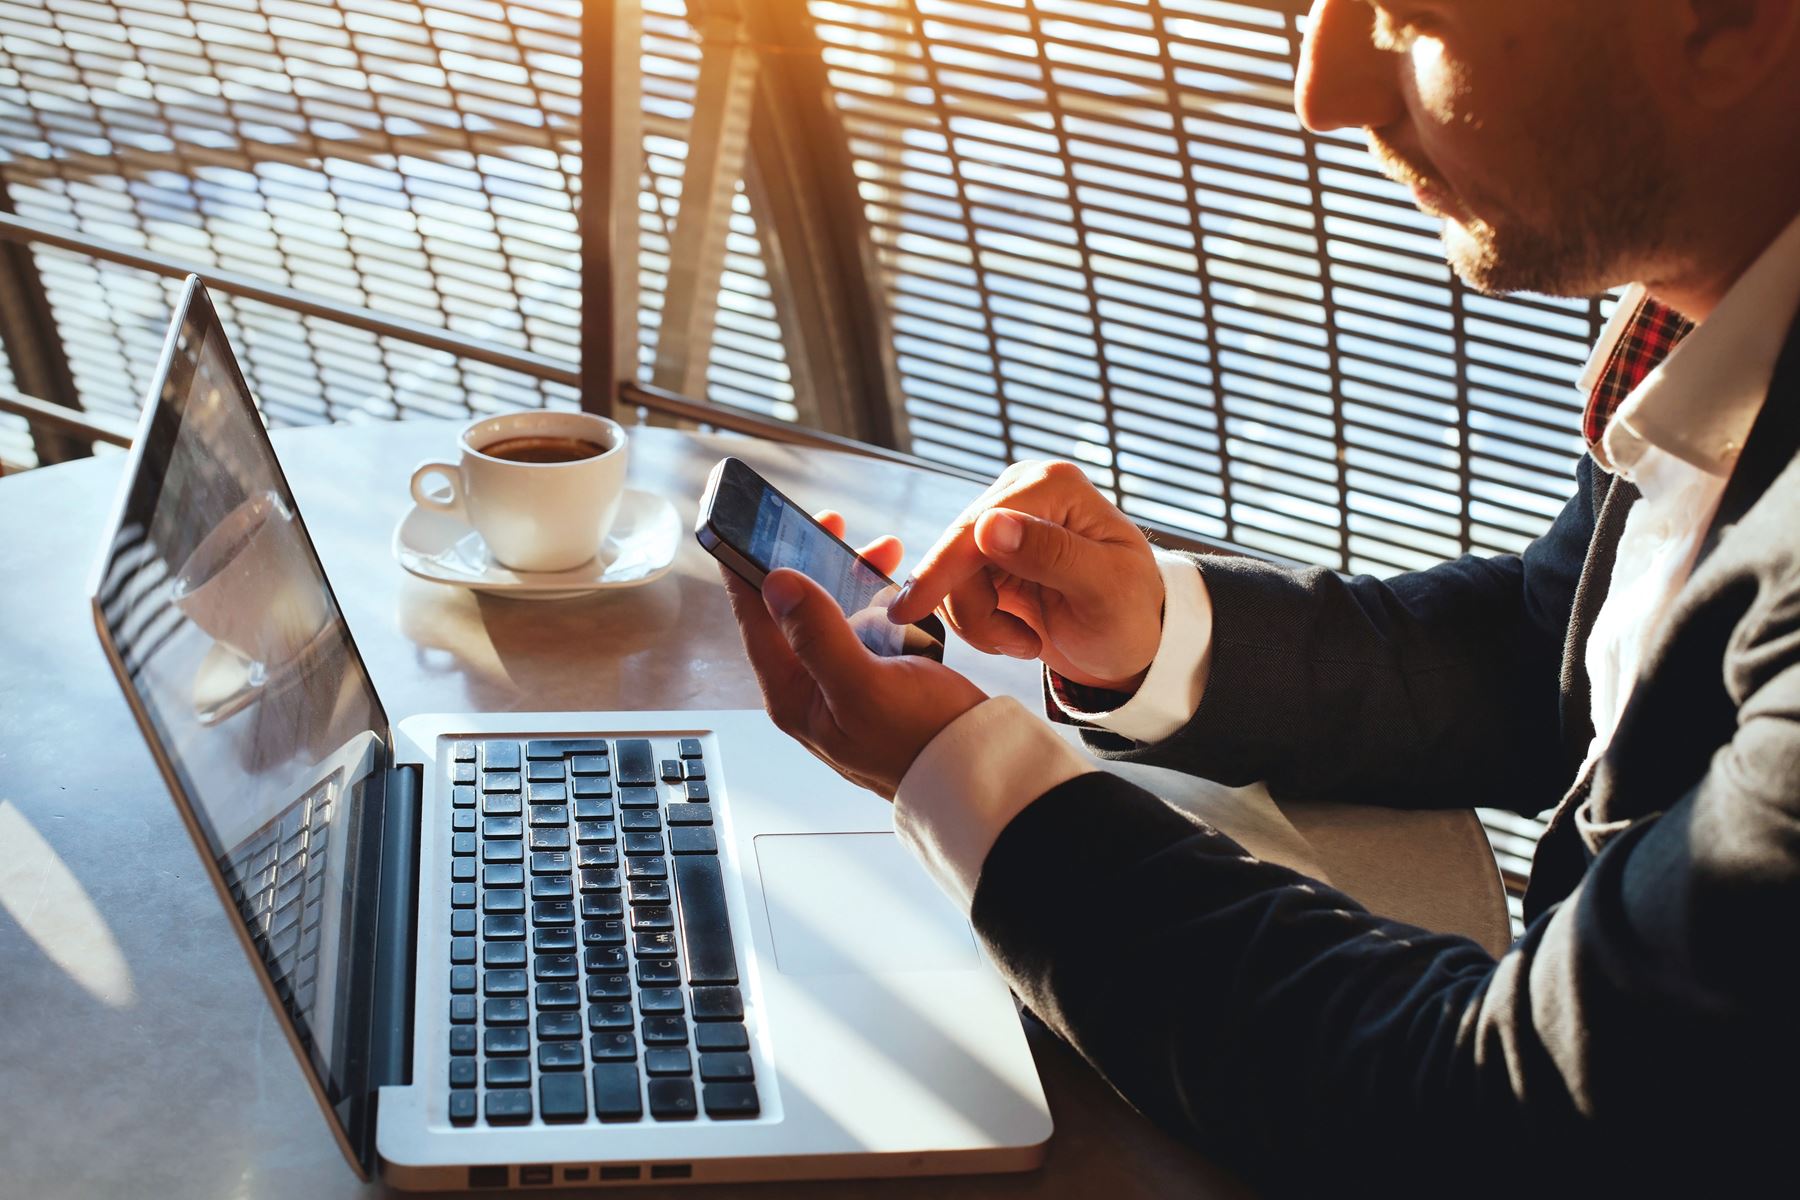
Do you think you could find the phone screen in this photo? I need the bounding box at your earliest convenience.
[746,486,909,657]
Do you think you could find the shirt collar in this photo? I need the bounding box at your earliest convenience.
[1580,209,1800,480]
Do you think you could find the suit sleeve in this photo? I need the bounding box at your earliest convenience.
[971,566,1800,1194]
[1076,457,1601,815]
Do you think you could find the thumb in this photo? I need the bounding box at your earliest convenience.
[974,508,1107,602]
[763,569,873,701]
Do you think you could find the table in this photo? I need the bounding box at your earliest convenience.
[0,419,1503,1199]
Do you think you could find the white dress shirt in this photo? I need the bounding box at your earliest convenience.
[893,209,1800,914]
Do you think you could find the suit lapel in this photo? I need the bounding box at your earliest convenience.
[1697,311,1800,564]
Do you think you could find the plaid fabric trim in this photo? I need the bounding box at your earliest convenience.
[1047,670,1132,720]
[1583,295,1696,448]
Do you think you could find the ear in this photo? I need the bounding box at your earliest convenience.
[1678,0,1800,107]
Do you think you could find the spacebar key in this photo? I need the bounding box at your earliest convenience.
[673,855,738,984]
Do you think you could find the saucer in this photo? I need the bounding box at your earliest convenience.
[393,488,681,601]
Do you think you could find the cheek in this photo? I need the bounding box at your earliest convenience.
[1407,38,1473,128]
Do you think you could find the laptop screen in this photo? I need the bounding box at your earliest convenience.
[91,280,389,1140]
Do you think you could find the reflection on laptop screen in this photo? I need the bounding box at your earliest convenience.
[92,281,388,1114]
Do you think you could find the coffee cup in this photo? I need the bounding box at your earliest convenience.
[172,489,331,668]
[410,411,628,573]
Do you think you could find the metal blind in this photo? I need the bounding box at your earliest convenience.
[812,0,1610,576]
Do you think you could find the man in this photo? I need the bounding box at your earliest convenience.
[722,0,1800,1191]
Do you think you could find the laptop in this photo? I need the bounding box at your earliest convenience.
[89,277,1052,1190]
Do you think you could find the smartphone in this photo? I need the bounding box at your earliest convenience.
[696,456,947,661]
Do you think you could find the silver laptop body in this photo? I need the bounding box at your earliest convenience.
[90,278,1052,1190]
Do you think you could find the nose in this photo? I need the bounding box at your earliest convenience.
[1295,0,1405,133]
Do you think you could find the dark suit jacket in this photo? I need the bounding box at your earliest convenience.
[973,314,1800,1194]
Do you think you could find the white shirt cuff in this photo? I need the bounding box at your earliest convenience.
[1051,549,1213,744]
[891,695,1093,912]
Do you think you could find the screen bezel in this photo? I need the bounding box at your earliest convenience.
[86,276,393,1180]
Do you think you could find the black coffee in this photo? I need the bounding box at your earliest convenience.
[482,435,606,464]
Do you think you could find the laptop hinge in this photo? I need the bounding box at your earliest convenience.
[360,760,422,1173]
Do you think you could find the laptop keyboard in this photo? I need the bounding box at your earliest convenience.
[445,736,759,1127]
[224,778,333,1026]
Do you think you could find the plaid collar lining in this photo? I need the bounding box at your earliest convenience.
[1583,294,1696,451]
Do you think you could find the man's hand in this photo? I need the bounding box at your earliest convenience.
[720,512,988,801]
[885,460,1163,691]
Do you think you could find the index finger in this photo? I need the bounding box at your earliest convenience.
[885,473,1021,624]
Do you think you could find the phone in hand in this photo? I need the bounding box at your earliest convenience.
[696,456,947,661]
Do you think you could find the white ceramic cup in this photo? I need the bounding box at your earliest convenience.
[409,411,629,573]
[171,489,331,668]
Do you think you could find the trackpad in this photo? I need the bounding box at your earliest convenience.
[754,833,979,976]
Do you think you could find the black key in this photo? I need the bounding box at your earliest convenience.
[450,966,476,994]
[578,845,620,870]
[451,832,476,857]
[527,761,566,782]
[576,820,616,845]
[678,738,703,759]
[629,880,672,905]
[531,875,573,901]
[532,901,576,927]
[484,915,526,940]
[666,804,711,826]
[483,864,525,888]
[529,804,569,827]
[482,772,521,793]
[451,936,476,964]
[537,982,580,1010]
[572,776,613,799]
[646,1048,692,1077]
[530,827,571,852]
[531,851,573,875]
[535,953,578,980]
[453,740,477,762]
[648,1077,698,1120]
[485,1027,530,1055]
[582,894,624,920]
[624,832,665,856]
[589,1002,634,1030]
[635,932,678,958]
[674,854,738,984]
[484,969,528,996]
[451,911,477,936]
[671,827,717,855]
[582,920,627,947]
[684,781,710,803]
[450,1026,478,1055]
[486,1059,531,1088]
[541,1071,589,1120]
[484,889,525,914]
[699,1052,754,1082]
[483,793,522,816]
[637,958,681,985]
[534,927,578,952]
[485,997,530,1026]
[449,1091,476,1125]
[683,761,706,781]
[482,840,522,864]
[617,786,659,809]
[703,1082,760,1119]
[614,739,656,785]
[660,758,683,781]
[590,1032,637,1063]
[486,1091,532,1123]
[574,797,615,821]
[452,857,477,882]
[587,973,631,1001]
[527,782,568,803]
[570,755,610,777]
[621,809,662,833]
[631,906,674,933]
[592,1063,642,1119]
[527,738,606,759]
[485,942,527,967]
[452,809,477,833]
[692,986,745,1022]
[482,816,523,839]
[695,1022,749,1052]
[451,785,476,809]
[643,1016,689,1045]
[579,867,622,893]
[538,1011,582,1040]
[518,1047,565,1084]
[452,762,475,784]
[450,995,477,1024]
[482,741,521,771]
[639,987,683,1014]
[585,947,627,973]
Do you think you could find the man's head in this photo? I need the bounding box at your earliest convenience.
[1297,0,1800,314]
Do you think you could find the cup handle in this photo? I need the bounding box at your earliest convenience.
[410,461,466,518]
